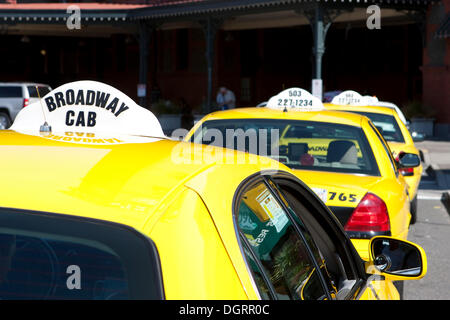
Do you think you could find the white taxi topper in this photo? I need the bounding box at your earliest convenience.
[266,87,324,111]
[10,80,165,138]
[331,90,375,106]
[363,95,379,105]
[332,91,408,124]
[375,101,407,124]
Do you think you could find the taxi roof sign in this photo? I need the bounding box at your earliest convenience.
[10,80,165,138]
[331,90,378,106]
[266,87,324,112]
[363,95,379,105]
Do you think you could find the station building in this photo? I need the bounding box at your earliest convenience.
[0,0,448,136]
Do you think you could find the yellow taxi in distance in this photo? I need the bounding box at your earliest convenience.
[186,88,419,263]
[0,81,426,300]
[325,91,423,224]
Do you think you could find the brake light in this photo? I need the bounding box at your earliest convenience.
[344,193,390,232]
[23,98,29,108]
[399,167,414,176]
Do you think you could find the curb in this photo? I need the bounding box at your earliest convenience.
[420,148,448,189]
[420,148,431,165]
[441,192,450,215]
[429,164,448,189]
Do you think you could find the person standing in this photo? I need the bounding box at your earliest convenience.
[216,87,236,110]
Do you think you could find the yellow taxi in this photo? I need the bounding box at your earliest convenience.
[325,91,423,224]
[186,88,420,264]
[0,81,426,301]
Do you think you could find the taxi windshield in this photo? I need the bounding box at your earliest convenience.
[348,111,405,143]
[191,119,380,176]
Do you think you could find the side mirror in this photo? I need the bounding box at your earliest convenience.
[366,236,427,280]
[398,152,421,169]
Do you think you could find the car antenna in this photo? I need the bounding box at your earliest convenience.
[36,85,52,133]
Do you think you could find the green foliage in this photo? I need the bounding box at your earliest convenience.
[403,100,436,119]
[151,99,182,115]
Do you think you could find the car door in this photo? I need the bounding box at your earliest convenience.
[233,171,380,300]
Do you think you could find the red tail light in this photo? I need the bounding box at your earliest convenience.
[23,98,29,108]
[344,193,390,232]
[399,167,414,176]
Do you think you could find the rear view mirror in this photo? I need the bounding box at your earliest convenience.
[398,152,421,168]
[366,236,427,280]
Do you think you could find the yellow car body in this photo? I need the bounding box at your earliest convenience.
[323,103,423,222]
[0,129,427,300]
[0,81,426,301]
[186,107,412,261]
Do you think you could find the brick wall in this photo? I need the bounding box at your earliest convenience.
[422,0,450,125]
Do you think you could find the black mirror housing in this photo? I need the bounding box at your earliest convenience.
[398,152,421,168]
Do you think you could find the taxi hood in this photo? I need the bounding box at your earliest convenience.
[0,128,283,231]
[0,131,208,224]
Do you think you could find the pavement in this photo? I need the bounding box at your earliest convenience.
[403,139,450,300]
[415,140,450,209]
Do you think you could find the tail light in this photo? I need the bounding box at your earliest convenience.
[344,193,390,232]
[23,98,29,108]
[399,167,414,176]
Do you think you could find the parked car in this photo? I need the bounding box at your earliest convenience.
[0,82,52,129]
[0,81,426,300]
[326,91,423,224]
[186,88,419,264]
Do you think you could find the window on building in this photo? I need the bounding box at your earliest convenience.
[176,29,189,71]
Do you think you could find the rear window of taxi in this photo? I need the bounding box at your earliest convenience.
[347,111,405,143]
[191,119,380,176]
[0,207,164,300]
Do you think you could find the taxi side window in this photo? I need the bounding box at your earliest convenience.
[241,245,271,300]
[0,208,164,300]
[236,180,331,300]
[369,121,398,176]
[265,179,340,292]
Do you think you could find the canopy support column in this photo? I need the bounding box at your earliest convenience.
[300,4,347,100]
[138,21,151,109]
[200,17,222,114]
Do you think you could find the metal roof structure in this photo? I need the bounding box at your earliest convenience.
[0,0,436,23]
[435,12,449,38]
[0,0,440,111]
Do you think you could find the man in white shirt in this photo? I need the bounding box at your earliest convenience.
[216,87,236,110]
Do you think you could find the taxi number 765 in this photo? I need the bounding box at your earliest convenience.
[329,192,357,203]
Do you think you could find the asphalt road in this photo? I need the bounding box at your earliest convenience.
[404,175,450,300]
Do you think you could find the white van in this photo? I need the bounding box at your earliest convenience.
[0,82,52,129]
